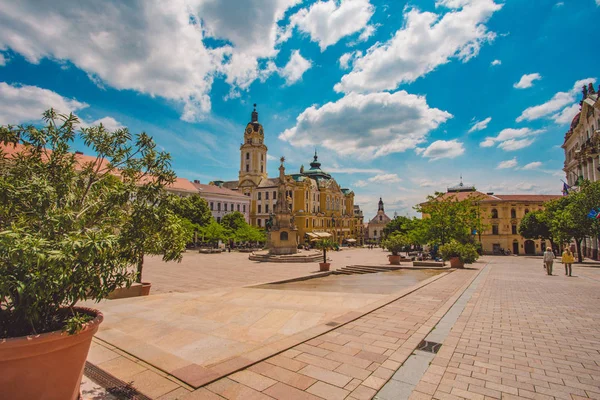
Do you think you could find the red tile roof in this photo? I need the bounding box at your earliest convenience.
[192,182,248,199]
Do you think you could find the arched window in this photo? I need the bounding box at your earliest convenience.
[374,230,377,236]
[511,209,516,219]
[246,164,249,172]
[261,165,263,173]
[491,209,498,219]
[379,216,382,221]
[280,231,289,241]
[246,152,250,160]
[524,209,529,215]
[261,154,263,161]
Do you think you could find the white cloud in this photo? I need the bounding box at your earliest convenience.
[555,2,564,7]
[334,0,502,93]
[516,77,596,123]
[481,127,544,151]
[497,157,517,169]
[279,91,452,159]
[0,82,88,125]
[513,73,542,89]
[551,103,580,125]
[0,1,302,121]
[596,0,600,6]
[420,140,465,161]
[266,154,279,161]
[522,161,542,170]
[498,138,536,151]
[279,50,312,86]
[0,82,123,130]
[357,24,377,42]
[289,0,375,51]
[515,182,536,191]
[0,52,7,66]
[468,117,492,133]
[491,59,501,66]
[355,173,402,187]
[327,167,385,174]
[339,53,352,69]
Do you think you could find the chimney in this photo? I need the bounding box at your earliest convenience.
[486,192,494,195]
[193,179,200,184]
[75,151,83,155]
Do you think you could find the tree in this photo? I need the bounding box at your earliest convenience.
[382,233,408,256]
[234,224,265,243]
[383,216,413,238]
[171,194,213,227]
[221,211,247,231]
[545,194,590,262]
[518,210,554,250]
[0,110,188,337]
[201,220,227,244]
[315,238,335,264]
[415,192,485,245]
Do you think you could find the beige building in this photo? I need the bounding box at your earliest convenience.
[214,105,363,245]
[366,198,391,243]
[427,181,560,255]
[562,82,600,258]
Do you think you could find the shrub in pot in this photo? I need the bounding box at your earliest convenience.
[0,110,190,400]
[439,240,479,268]
[382,234,408,265]
[315,238,335,271]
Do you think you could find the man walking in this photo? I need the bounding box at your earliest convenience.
[543,247,555,275]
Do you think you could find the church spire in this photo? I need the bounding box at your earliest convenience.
[251,103,258,122]
[310,149,321,169]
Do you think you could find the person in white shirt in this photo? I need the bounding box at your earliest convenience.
[543,247,555,276]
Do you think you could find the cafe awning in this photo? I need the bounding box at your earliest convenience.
[346,238,357,243]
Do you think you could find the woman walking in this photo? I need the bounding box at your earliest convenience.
[543,247,555,275]
[561,247,574,277]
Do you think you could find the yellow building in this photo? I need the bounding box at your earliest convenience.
[426,181,561,255]
[214,105,362,245]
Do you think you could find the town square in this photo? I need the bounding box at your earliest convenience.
[1,1,600,399]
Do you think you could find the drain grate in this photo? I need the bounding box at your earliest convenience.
[417,340,442,354]
[84,361,152,400]
[325,321,340,327]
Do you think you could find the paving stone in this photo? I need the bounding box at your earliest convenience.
[306,381,350,400]
[299,364,353,388]
[375,379,414,400]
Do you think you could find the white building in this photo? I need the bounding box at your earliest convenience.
[192,180,250,223]
[366,198,391,243]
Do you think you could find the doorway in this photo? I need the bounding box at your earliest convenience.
[524,240,535,255]
[512,241,519,255]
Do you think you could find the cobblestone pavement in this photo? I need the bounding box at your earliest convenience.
[409,256,600,400]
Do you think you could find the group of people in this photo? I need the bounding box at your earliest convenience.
[543,247,575,276]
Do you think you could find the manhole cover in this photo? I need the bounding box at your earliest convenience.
[417,340,442,354]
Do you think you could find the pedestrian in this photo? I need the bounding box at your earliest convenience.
[543,247,555,275]
[561,247,574,277]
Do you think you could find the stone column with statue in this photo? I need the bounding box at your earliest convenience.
[267,157,299,255]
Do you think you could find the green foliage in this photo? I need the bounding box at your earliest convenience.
[233,224,266,243]
[414,192,486,246]
[171,194,213,227]
[200,220,227,243]
[439,240,479,264]
[382,233,408,255]
[314,238,335,263]
[383,216,412,238]
[519,211,553,244]
[0,109,188,338]
[220,211,247,231]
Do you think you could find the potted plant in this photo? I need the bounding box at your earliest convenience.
[0,110,189,400]
[315,238,335,271]
[439,240,479,268]
[382,234,407,265]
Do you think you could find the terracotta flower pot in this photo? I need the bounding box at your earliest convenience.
[388,254,401,265]
[141,282,152,296]
[449,257,465,269]
[0,307,103,400]
[319,262,331,271]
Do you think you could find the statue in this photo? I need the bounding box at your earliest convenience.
[265,213,274,232]
[583,85,588,99]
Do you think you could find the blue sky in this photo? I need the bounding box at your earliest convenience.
[0,0,598,218]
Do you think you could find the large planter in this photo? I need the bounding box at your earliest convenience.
[0,307,103,400]
[319,262,331,272]
[141,282,152,296]
[449,257,465,269]
[388,254,401,265]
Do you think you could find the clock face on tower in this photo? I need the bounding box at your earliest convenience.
[246,126,252,135]
[259,127,264,135]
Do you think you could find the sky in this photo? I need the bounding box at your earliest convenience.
[0,0,599,219]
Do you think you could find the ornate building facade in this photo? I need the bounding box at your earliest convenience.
[562,82,600,258]
[213,106,362,245]
[366,198,391,243]
[425,181,561,255]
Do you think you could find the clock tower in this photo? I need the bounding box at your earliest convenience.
[239,104,268,187]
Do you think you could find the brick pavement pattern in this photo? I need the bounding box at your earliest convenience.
[169,265,480,399]
[410,257,600,400]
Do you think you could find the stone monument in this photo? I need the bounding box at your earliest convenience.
[267,157,298,255]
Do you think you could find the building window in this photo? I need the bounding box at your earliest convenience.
[258,205,262,213]
[237,204,240,212]
[243,205,246,212]
[265,192,269,200]
[379,216,382,221]
[258,192,261,200]
[511,209,516,219]
[261,154,264,161]
[524,209,529,215]
[512,225,517,234]
[265,204,269,213]
[373,230,377,236]
[217,203,221,211]
[246,164,249,172]
[491,209,498,219]
[210,202,214,211]
[492,225,499,235]
[273,191,276,199]
[306,219,309,228]
[246,152,249,160]
[257,219,261,227]
[261,165,263,173]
